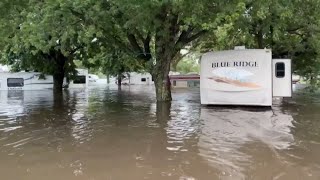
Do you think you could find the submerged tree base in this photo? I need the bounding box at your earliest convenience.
[153,71,172,102]
[156,101,171,123]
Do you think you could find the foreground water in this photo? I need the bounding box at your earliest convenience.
[0,85,320,180]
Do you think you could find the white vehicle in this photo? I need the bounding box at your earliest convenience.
[200,47,292,106]
[0,69,88,90]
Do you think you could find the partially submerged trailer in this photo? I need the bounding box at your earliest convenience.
[200,47,292,106]
[0,69,89,90]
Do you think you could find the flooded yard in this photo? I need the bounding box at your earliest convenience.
[0,85,320,180]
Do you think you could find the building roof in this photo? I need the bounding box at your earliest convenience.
[170,74,200,80]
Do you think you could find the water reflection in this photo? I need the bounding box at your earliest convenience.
[198,107,295,178]
[0,91,25,120]
[0,87,320,179]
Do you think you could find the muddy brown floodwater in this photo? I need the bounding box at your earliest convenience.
[0,85,320,180]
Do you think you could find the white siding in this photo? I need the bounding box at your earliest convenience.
[272,59,292,97]
[127,72,154,85]
[174,81,188,88]
[201,49,273,106]
[0,69,88,90]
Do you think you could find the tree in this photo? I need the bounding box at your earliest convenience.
[237,0,320,90]
[0,0,94,92]
[176,57,200,74]
[198,0,296,51]
[198,0,320,91]
[288,0,320,90]
[88,46,144,88]
[68,0,243,101]
[171,45,200,72]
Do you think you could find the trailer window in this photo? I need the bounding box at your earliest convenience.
[275,62,285,78]
[7,78,24,87]
[141,78,146,82]
[173,80,177,86]
[73,76,86,84]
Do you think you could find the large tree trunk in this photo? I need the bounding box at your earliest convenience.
[256,30,264,49]
[53,71,64,93]
[53,90,64,108]
[171,60,179,72]
[107,74,110,84]
[256,20,264,49]
[309,74,317,92]
[156,101,171,123]
[53,52,67,93]
[117,73,122,89]
[153,55,172,102]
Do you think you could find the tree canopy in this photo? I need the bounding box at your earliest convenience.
[78,0,243,100]
[0,0,97,91]
[1,0,320,98]
[197,0,320,90]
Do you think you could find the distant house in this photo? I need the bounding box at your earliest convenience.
[170,74,200,88]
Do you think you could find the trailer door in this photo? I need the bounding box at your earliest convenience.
[272,59,292,97]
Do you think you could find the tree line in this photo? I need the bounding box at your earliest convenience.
[0,0,320,101]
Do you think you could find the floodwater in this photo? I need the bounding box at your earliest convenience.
[0,85,320,180]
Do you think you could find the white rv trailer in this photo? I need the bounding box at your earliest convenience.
[0,69,88,90]
[200,48,292,106]
[113,72,154,85]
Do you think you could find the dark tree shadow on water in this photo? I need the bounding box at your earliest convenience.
[42,90,78,128]
[53,91,64,109]
[53,90,72,112]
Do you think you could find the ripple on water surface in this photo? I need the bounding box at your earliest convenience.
[0,86,320,179]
